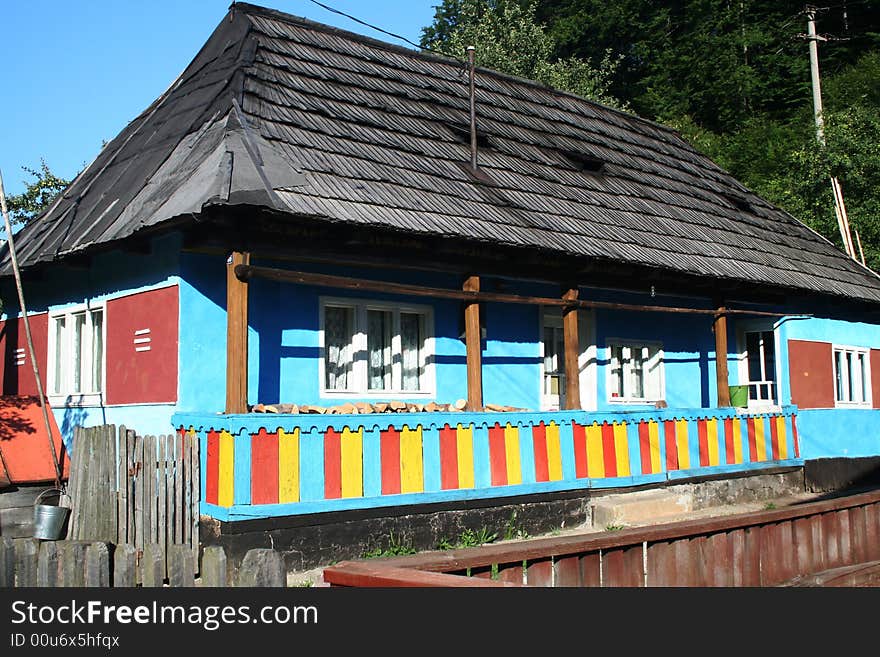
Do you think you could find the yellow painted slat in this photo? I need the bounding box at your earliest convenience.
[732,419,743,464]
[648,421,661,474]
[706,419,720,467]
[675,419,690,470]
[755,417,767,461]
[340,427,364,498]
[456,425,475,489]
[586,423,604,479]
[504,424,522,485]
[400,426,424,493]
[218,430,234,507]
[613,422,630,476]
[278,428,299,503]
[546,422,563,481]
[776,416,788,460]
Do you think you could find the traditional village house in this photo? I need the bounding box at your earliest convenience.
[1,3,879,562]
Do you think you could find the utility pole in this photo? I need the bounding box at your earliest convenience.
[804,5,860,262]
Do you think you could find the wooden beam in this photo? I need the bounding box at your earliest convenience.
[562,288,581,410]
[463,275,483,411]
[226,251,250,414]
[714,303,731,407]
[235,265,805,319]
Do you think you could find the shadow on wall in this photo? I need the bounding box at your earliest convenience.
[60,402,90,450]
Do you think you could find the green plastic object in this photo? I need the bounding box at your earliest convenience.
[729,385,749,408]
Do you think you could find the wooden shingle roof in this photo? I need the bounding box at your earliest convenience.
[4,2,880,304]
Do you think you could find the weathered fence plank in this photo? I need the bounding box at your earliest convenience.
[190,431,199,568]
[13,538,39,586]
[37,541,59,586]
[141,543,164,587]
[201,546,227,587]
[113,544,138,587]
[157,436,167,577]
[59,541,87,587]
[169,544,194,587]
[117,425,128,545]
[85,542,110,587]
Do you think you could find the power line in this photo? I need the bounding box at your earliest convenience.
[307,0,463,63]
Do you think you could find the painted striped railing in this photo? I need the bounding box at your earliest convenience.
[172,407,801,522]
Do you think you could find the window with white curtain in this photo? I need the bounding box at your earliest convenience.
[541,312,566,410]
[47,304,105,405]
[607,340,663,403]
[320,298,433,396]
[833,345,871,407]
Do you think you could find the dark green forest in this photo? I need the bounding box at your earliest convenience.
[421,1,880,271]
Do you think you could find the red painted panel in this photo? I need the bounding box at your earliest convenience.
[791,415,800,458]
[323,428,341,499]
[206,430,220,505]
[601,423,616,478]
[0,314,48,396]
[439,424,458,490]
[697,419,709,467]
[572,422,587,479]
[106,286,178,405]
[488,423,507,486]
[723,418,735,464]
[638,422,651,475]
[380,427,401,495]
[788,340,833,409]
[746,418,757,462]
[0,396,68,483]
[532,422,549,483]
[251,429,279,505]
[872,350,880,409]
[664,420,678,471]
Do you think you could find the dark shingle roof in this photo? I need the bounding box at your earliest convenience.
[4,2,880,304]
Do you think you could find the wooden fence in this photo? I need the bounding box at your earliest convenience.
[323,488,880,587]
[65,425,199,575]
[0,537,288,587]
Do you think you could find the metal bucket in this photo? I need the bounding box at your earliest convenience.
[33,488,70,540]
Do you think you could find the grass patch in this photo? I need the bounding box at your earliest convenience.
[363,531,417,558]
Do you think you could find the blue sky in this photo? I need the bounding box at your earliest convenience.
[1,1,439,198]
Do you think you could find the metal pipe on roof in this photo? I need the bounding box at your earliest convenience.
[467,45,478,171]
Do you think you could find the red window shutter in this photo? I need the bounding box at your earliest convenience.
[0,315,48,396]
[871,349,880,409]
[788,339,834,409]
[105,286,178,405]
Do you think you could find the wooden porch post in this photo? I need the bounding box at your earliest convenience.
[714,303,731,407]
[226,251,250,414]
[463,275,483,411]
[562,288,581,410]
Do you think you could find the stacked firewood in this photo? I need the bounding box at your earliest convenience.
[249,400,528,414]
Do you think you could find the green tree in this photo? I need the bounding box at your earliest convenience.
[420,0,625,108]
[5,160,70,225]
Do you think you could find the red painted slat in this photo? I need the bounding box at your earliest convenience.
[572,422,587,479]
[380,427,401,495]
[526,559,553,587]
[324,428,342,500]
[770,416,780,461]
[532,422,549,483]
[791,415,800,458]
[706,532,731,586]
[251,428,279,505]
[602,548,626,587]
[793,517,814,578]
[638,421,652,475]
[497,562,524,585]
[205,430,219,505]
[439,424,458,490]
[697,419,709,467]
[746,418,757,462]
[553,555,581,587]
[664,420,678,471]
[580,552,601,587]
[724,417,736,464]
[865,502,880,562]
[488,423,507,486]
[646,541,673,586]
[601,423,617,478]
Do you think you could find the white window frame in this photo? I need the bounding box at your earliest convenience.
[735,322,781,411]
[540,311,566,411]
[833,344,872,408]
[46,302,106,407]
[318,296,435,398]
[605,339,664,404]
